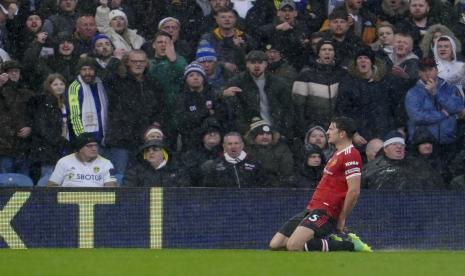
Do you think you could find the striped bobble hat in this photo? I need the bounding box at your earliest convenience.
[184,62,206,79]
[196,40,217,63]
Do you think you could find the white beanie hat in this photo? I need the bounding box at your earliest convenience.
[109,9,128,25]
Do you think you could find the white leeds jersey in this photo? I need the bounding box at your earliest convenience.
[49,154,116,187]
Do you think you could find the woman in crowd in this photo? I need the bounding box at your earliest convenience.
[30,73,70,180]
[96,1,145,52]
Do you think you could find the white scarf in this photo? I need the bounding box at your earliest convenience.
[155,159,167,170]
[77,75,108,137]
[224,151,247,164]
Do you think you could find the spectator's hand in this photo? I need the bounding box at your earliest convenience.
[99,0,108,8]
[36,32,48,44]
[232,35,245,48]
[391,65,409,79]
[113,48,126,60]
[8,3,18,19]
[165,38,177,62]
[0,73,9,87]
[17,127,31,138]
[441,109,450,117]
[224,62,238,73]
[347,15,355,27]
[425,78,437,95]
[223,86,242,97]
[353,132,367,146]
[275,22,293,31]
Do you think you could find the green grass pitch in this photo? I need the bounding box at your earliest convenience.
[1,249,464,276]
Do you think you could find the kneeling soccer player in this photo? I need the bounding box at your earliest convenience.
[269,117,372,252]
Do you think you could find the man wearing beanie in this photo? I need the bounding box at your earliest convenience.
[222,50,293,136]
[196,39,232,95]
[147,31,187,150]
[318,1,377,44]
[256,0,311,70]
[157,17,192,60]
[362,130,443,190]
[91,33,122,81]
[67,57,108,146]
[244,117,295,187]
[336,46,403,146]
[175,62,220,152]
[320,8,365,67]
[264,42,297,86]
[292,39,345,134]
[48,133,117,187]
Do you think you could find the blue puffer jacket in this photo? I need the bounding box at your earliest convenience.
[405,78,464,144]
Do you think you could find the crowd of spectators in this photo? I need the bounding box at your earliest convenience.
[1,0,465,189]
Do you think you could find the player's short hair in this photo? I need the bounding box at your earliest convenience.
[331,116,357,139]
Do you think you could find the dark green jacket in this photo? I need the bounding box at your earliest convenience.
[225,72,293,137]
[245,142,295,187]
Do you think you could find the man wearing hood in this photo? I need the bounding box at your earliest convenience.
[433,35,465,92]
[123,139,190,187]
[22,31,80,90]
[181,118,223,186]
[336,47,403,147]
[295,144,326,188]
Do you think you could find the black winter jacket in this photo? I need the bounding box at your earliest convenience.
[30,94,69,165]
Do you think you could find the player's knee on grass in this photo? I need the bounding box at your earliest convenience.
[269,233,288,250]
[286,237,305,251]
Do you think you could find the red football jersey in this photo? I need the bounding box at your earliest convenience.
[306,145,362,219]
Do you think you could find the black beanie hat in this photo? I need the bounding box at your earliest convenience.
[316,39,335,54]
[73,133,97,151]
[354,47,375,65]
